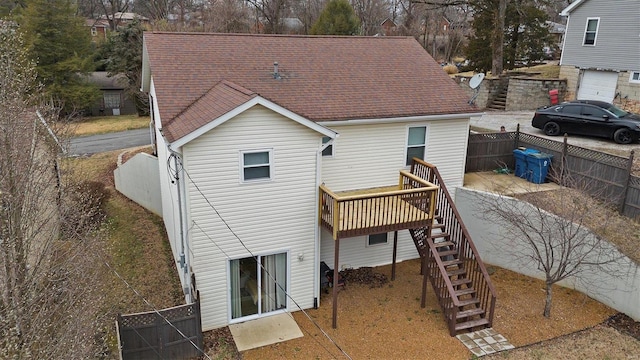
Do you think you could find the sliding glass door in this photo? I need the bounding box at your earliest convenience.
[230,252,288,320]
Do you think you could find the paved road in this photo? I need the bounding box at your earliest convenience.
[69,128,151,156]
[472,110,640,155]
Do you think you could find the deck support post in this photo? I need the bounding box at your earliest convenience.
[391,231,398,281]
[421,255,428,308]
[332,237,340,329]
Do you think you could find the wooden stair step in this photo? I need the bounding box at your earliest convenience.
[442,259,462,267]
[454,288,477,297]
[456,297,480,307]
[455,318,490,332]
[431,223,445,230]
[431,232,449,240]
[438,249,458,257]
[446,268,467,277]
[434,241,454,248]
[456,308,485,319]
[451,278,472,287]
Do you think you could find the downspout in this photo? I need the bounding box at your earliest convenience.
[163,133,192,303]
[314,138,335,308]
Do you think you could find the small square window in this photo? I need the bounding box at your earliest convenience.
[321,136,333,157]
[583,18,599,46]
[368,233,388,246]
[630,71,640,84]
[241,150,272,182]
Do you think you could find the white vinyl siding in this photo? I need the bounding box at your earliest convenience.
[320,117,469,270]
[582,18,599,46]
[322,118,469,192]
[183,105,319,330]
[561,1,639,70]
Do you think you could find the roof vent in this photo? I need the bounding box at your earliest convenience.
[273,62,281,80]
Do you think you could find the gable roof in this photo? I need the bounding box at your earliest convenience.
[143,32,477,143]
[560,0,587,16]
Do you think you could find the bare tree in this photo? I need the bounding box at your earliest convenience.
[201,0,252,33]
[98,0,132,30]
[245,0,290,33]
[477,169,626,318]
[0,21,108,358]
[351,0,389,35]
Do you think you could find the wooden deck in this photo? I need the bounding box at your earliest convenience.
[320,171,439,239]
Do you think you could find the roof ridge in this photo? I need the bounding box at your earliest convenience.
[147,31,414,40]
[164,80,255,128]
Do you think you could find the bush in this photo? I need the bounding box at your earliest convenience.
[60,180,110,237]
[443,64,459,75]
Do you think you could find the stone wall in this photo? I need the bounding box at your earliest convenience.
[616,71,640,113]
[505,77,567,111]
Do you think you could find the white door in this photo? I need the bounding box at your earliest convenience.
[577,70,618,102]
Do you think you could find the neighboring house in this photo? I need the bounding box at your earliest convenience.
[85,18,109,44]
[559,0,640,109]
[141,32,490,332]
[379,18,398,36]
[87,72,137,116]
[99,12,149,29]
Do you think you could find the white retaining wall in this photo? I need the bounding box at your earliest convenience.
[114,152,162,216]
[455,187,640,321]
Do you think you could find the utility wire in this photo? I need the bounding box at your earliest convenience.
[183,167,352,360]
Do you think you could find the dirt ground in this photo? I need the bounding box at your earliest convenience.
[202,259,639,359]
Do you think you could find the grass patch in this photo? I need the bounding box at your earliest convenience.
[72,114,149,136]
[509,63,560,78]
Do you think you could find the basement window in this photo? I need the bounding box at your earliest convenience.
[367,233,388,246]
[630,71,640,84]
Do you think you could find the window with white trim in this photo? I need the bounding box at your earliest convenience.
[406,126,426,166]
[321,136,333,157]
[583,18,599,46]
[630,71,640,84]
[367,233,388,246]
[241,150,272,182]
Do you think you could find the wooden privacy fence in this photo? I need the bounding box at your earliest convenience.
[116,297,203,360]
[466,128,640,220]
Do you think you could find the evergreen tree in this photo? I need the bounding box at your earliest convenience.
[99,18,149,115]
[310,0,360,35]
[465,0,552,73]
[18,0,99,114]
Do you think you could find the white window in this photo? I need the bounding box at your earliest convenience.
[321,136,333,157]
[406,126,426,166]
[367,233,388,246]
[583,18,599,46]
[103,93,121,109]
[630,71,640,84]
[241,150,273,182]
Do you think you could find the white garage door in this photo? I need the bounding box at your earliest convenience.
[577,70,618,102]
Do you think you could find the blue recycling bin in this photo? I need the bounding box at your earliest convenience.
[512,148,539,178]
[525,152,553,184]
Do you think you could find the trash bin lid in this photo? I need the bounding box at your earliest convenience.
[529,152,553,159]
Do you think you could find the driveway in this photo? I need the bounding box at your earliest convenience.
[69,128,151,156]
[472,110,640,155]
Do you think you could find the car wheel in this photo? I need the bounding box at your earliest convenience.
[614,128,634,144]
[543,122,561,136]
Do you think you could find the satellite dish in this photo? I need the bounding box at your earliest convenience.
[468,73,485,105]
[469,73,485,89]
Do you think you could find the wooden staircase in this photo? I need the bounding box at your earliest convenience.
[408,159,496,336]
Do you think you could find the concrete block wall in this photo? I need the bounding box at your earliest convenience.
[455,187,640,321]
[114,152,163,216]
[506,77,567,111]
[616,71,640,113]
[559,65,580,100]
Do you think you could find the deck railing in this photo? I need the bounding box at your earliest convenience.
[319,171,439,240]
[410,158,497,335]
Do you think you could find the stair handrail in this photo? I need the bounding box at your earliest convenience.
[411,158,497,326]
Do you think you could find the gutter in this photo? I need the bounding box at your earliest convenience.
[316,112,485,126]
